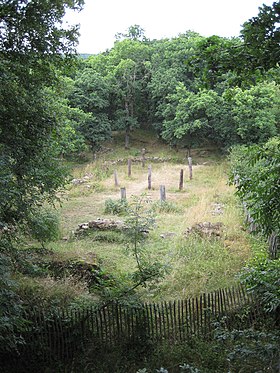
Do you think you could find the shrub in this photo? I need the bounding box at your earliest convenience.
[104,198,129,215]
[240,258,280,314]
[152,201,182,214]
[215,327,280,372]
[0,253,25,353]
[27,207,60,247]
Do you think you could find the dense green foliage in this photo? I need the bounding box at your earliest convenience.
[229,138,280,246]
[241,1,280,71]
[241,258,280,314]
[64,3,279,151]
[1,0,280,369]
[0,0,84,230]
[0,0,84,353]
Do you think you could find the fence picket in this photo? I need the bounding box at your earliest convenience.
[148,303,154,341]
[199,295,203,335]
[184,299,189,336]
[16,285,259,361]
[160,302,166,340]
[163,301,170,341]
[169,301,174,340]
[173,301,177,340]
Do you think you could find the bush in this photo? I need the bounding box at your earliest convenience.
[240,258,280,314]
[215,327,280,372]
[104,198,129,215]
[228,138,280,258]
[0,254,25,353]
[27,207,60,247]
[152,201,182,214]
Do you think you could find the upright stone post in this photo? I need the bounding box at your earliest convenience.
[179,169,184,190]
[141,148,146,168]
[128,159,132,177]
[148,164,152,190]
[160,185,166,202]
[114,170,119,187]
[120,187,126,200]
[188,157,193,180]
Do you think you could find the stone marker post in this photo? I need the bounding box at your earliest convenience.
[188,157,193,180]
[160,185,166,202]
[148,164,152,190]
[179,169,184,190]
[141,148,146,168]
[114,170,119,187]
[128,159,132,177]
[120,187,126,200]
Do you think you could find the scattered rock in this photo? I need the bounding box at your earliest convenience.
[185,222,224,238]
[75,218,124,235]
[0,225,16,235]
[211,203,224,216]
[78,222,89,230]
[71,173,93,185]
[88,218,124,230]
[160,232,176,239]
[104,156,173,166]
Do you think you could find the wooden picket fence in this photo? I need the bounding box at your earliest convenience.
[20,285,258,363]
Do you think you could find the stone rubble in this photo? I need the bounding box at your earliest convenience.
[75,218,124,235]
[185,221,224,238]
[71,172,93,185]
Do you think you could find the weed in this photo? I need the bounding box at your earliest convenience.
[104,198,129,215]
[17,275,92,311]
[88,230,126,244]
[152,201,183,214]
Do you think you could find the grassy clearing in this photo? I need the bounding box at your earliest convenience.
[50,130,253,301]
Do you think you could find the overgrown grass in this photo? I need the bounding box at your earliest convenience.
[46,131,256,302]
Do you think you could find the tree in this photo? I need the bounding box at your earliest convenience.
[161,83,221,151]
[0,0,84,229]
[222,82,280,145]
[69,68,112,152]
[229,138,280,258]
[115,24,148,42]
[241,2,280,71]
[191,35,244,89]
[107,40,152,147]
[111,58,140,148]
[147,33,203,131]
[0,0,83,352]
[44,78,87,158]
[79,38,152,148]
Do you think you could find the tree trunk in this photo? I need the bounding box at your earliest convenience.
[268,232,279,259]
[125,100,130,149]
[125,127,130,149]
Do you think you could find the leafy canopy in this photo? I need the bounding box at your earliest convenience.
[229,137,280,238]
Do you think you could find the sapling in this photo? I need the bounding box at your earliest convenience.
[124,195,165,287]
